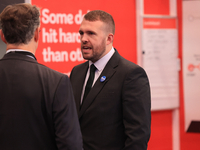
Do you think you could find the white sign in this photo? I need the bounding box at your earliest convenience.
[142,18,179,111]
[183,1,200,131]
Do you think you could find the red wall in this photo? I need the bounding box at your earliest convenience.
[148,111,173,150]
[32,0,137,74]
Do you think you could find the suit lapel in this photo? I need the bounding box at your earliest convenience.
[78,50,120,119]
[73,62,89,114]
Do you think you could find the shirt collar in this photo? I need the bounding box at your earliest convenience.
[6,49,34,55]
[6,49,36,60]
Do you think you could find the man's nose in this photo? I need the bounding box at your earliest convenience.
[81,34,88,43]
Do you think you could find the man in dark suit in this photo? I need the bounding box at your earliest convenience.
[0,3,82,150]
[70,10,151,150]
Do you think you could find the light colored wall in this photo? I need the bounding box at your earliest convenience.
[0,40,6,59]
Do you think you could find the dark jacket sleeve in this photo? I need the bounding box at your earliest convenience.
[53,75,83,150]
[122,67,151,150]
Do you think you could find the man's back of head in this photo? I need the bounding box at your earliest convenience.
[0,3,40,45]
[0,3,40,53]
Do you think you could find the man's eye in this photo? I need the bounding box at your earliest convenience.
[79,31,83,35]
[89,32,94,35]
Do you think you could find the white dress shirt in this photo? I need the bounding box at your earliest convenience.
[80,47,115,104]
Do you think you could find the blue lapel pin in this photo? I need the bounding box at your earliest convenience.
[100,76,106,82]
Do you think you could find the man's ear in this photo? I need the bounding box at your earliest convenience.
[106,33,114,45]
[34,28,40,42]
[0,29,7,44]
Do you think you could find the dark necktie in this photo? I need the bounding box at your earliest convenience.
[82,64,97,103]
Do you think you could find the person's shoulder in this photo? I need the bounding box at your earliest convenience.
[119,55,141,69]
[72,61,88,70]
[117,54,148,76]
[36,63,66,77]
[113,49,140,69]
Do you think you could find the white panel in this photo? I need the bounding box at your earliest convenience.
[142,25,179,111]
[182,1,200,131]
[25,0,31,4]
[172,109,180,150]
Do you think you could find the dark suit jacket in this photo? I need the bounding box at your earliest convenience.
[0,52,82,150]
[70,50,151,150]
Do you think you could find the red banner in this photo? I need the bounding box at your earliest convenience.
[143,18,177,29]
[32,0,137,75]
